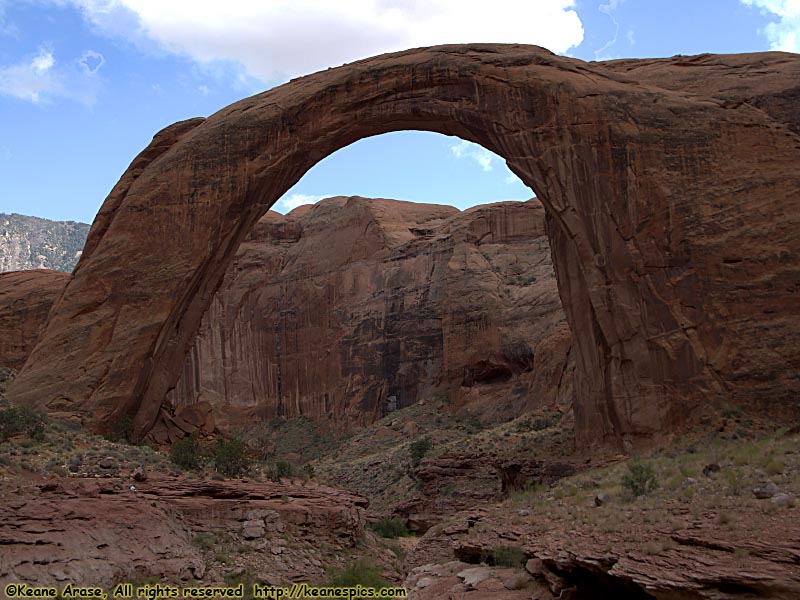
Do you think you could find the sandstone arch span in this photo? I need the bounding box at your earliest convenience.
[9,45,800,450]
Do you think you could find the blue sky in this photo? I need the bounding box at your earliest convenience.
[0,1,797,223]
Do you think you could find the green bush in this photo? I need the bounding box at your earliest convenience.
[104,415,133,443]
[215,436,250,477]
[531,417,554,431]
[0,405,46,442]
[170,435,203,471]
[409,437,432,467]
[488,545,526,568]
[270,460,294,481]
[329,558,388,589]
[368,517,410,539]
[191,532,218,550]
[621,461,659,497]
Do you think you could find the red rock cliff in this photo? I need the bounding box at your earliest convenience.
[159,197,570,440]
[0,270,69,371]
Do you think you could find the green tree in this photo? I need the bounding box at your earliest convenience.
[215,436,250,477]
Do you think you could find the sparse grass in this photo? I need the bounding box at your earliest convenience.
[764,458,785,476]
[509,481,542,506]
[487,545,526,568]
[329,558,389,589]
[191,532,218,550]
[368,517,410,539]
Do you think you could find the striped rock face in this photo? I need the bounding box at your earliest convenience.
[8,45,800,451]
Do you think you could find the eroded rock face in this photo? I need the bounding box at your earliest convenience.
[9,45,800,451]
[0,270,69,370]
[160,197,570,438]
[0,475,368,587]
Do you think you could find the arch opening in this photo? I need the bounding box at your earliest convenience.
[159,128,570,441]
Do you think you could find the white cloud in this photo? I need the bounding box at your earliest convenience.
[0,48,58,103]
[594,0,625,60]
[277,193,327,212]
[32,50,55,72]
[0,0,14,37]
[57,1,584,83]
[742,0,800,51]
[0,46,104,105]
[451,139,496,172]
[79,49,105,73]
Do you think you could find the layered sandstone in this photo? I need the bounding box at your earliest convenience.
[0,474,368,587]
[160,197,570,439]
[9,46,800,451]
[0,270,69,371]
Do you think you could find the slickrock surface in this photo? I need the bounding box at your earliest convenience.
[0,270,69,370]
[0,473,368,588]
[160,197,570,439]
[9,45,800,451]
[403,499,800,599]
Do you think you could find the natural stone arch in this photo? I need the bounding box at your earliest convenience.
[9,45,800,450]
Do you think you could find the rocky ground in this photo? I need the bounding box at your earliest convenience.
[2,364,798,599]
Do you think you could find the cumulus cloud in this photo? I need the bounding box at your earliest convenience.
[0,48,60,102]
[450,139,497,172]
[57,0,584,83]
[0,46,105,104]
[277,193,327,212]
[742,0,800,51]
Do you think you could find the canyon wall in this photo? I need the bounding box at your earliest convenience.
[0,270,69,371]
[159,197,571,440]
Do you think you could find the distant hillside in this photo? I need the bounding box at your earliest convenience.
[0,213,90,272]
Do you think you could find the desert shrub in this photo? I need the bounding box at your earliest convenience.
[223,570,257,600]
[329,558,388,589]
[621,461,659,497]
[764,458,785,475]
[170,435,203,471]
[486,546,526,568]
[104,415,133,443]
[723,467,745,496]
[531,417,554,431]
[368,517,409,539]
[191,532,218,550]
[215,436,250,477]
[271,460,294,481]
[302,463,315,479]
[0,405,46,442]
[463,415,482,433]
[409,437,432,467]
